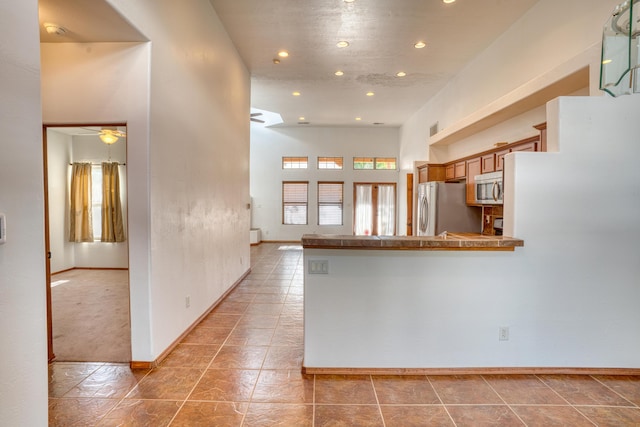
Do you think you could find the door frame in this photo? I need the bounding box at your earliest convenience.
[43,122,127,363]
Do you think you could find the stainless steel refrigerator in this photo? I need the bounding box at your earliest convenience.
[416,182,481,236]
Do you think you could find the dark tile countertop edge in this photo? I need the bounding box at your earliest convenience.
[301,233,524,251]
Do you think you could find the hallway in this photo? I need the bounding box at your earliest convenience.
[48,244,640,426]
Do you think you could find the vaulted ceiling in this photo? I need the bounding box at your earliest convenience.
[38,0,541,127]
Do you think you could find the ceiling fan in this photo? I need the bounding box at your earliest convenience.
[250,112,265,123]
[80,127,127,144]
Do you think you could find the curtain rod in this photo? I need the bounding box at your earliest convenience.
[69,162,126,166]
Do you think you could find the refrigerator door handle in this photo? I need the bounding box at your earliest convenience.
[424,195,430,234]
[419,196,427,234]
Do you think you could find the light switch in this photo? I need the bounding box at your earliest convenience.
[308,259,328,274]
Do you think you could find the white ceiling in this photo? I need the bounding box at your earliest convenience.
[210,0,540,127]
[38,0,541,128]
[38,0,146,43]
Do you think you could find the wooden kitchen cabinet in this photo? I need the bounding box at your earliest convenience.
[495,148,509,171]
[417,163,445,183]
[534,122,547,152]
[481,153,495,173]
[511,141,538,152]
[465,157,481,205]
[445,161,466,181]
[445,164,455,181]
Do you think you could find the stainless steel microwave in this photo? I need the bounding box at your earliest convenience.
[475,171,503,204]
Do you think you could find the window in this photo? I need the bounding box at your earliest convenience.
[353,157,374,170]
[318,157,343,170]
[353,157,397,170]
[282,181,308,225]
[282,156,308,169]
[375,157,397,170]
[91,165,103,240]
[318,182,344,225]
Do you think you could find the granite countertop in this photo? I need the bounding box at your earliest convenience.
[301,233,524,251]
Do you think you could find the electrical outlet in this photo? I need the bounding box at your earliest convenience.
[499,326,509,341]
[185,295,191,308]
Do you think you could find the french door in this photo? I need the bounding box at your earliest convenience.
[353,183,396,236]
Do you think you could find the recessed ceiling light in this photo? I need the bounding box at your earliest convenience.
[443,0,456,3]
[335,70,344,76]
[355,117,362,121]
[278,50,289,58]
[344,0,356,2]
[366,91,375,97]
[273,58,281,64]
[299,116,305,121]
[292,91,301,96]
[336,41,350,48]
[414,41,426,49]
[396,71,407,77]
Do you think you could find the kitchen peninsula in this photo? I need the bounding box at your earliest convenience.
[302,233,527,374]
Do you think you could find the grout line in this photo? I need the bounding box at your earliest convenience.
[533,374,598,427]
[480,375,527,426]
[426,376,458,427]
[369,375,387,427]
[590,374,639,407]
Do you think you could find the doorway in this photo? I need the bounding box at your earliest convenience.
[353,183,397,236]
[43,124,131,363]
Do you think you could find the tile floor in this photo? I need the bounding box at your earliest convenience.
[49,243,640,426]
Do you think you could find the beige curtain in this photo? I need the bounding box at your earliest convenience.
[69,163,94,242]
[101,162,126,242]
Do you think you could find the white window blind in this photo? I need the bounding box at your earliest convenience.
[318,157,343,170]
[282,157,308,169]
[318,182,343,225]
[283,181,308,225]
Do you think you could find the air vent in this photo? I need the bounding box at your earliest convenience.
[429,122,439,137]
[298,121,310,125]
[373,122,384,125]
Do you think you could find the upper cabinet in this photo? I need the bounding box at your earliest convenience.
[465,157,481,205]
[417,163,445,183]
[481,153,495,174]
[436,123,547,204]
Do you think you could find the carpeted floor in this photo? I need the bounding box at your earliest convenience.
[51,269,131,363]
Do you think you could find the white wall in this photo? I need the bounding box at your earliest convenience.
[398,0,621,232]
[42,0,251,360]
[41,41,154,360]
[251,126,400,240]
[305,94,640,370]
[47,131,74,273]
[0,0,48,425]
[106,0,251,358]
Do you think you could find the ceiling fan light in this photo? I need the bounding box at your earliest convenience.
[99,131,119,144]
[44,23,66,36]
